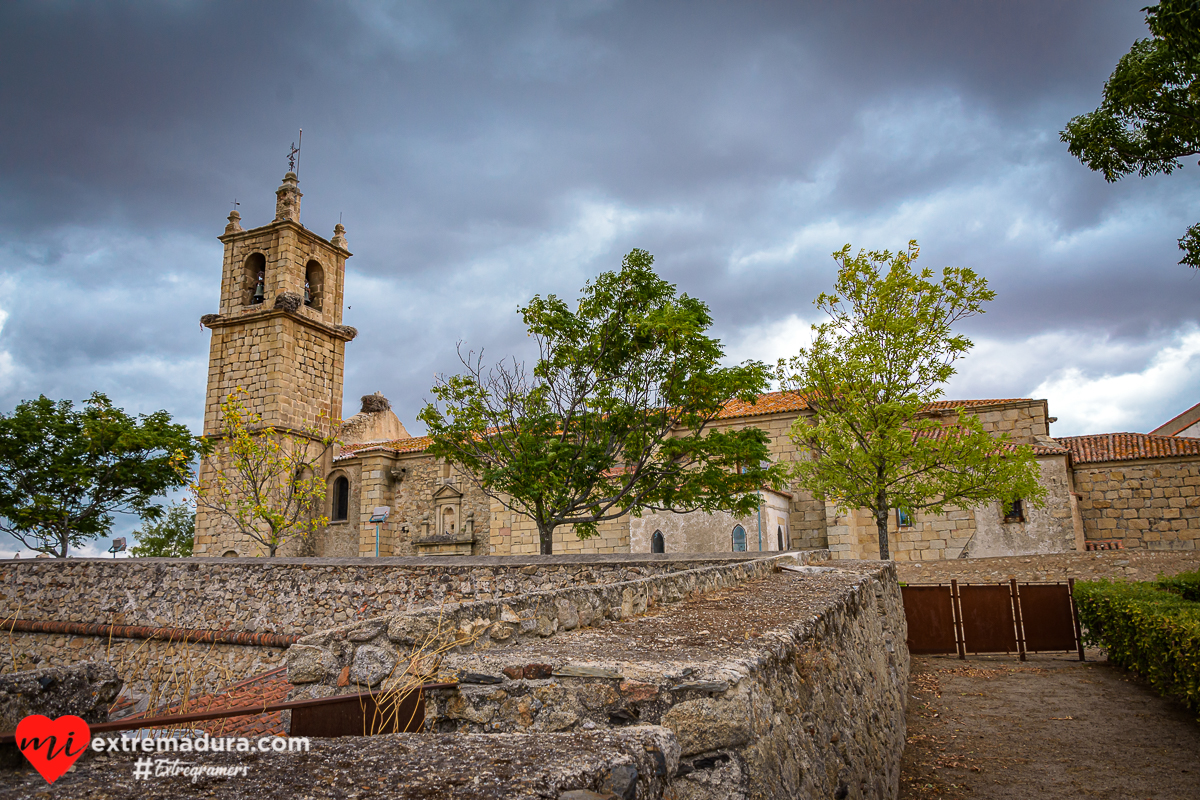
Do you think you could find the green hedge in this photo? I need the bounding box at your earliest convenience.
[1155,569,1200,602]
[1074,578,1200,719]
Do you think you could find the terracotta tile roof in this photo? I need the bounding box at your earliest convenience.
[920,398,1035,411]
[1056,432,1200,464]
[716,391,811,419]
[119,667,290,738]
[337,435,434,459]
[336,395,1036,458]
[904,425,1067,455]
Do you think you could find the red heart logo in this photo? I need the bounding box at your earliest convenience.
[16,714,91,784]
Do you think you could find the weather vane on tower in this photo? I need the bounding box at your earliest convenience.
[287,128,303,174]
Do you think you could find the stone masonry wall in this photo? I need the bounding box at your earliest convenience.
[0,555,797,636]
[962,399,1049,445]
[283,554,832,696]
[286,555,906,800]
[826,454,1076,562]
[2,556,793,705]
[490,502,630,555]
[1071,457,1200,551]
[0,633,285,702]
[896,550,1200,585]
[705,413,831,551]
[387,455,492,557]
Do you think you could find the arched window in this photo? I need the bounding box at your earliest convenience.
[222,550,238,558]
[245,253,266,306]
[777,526,785,551]
[331,476,350,521]
[305,259,324,310]
[651,530,665,553]
[732,525,747,552]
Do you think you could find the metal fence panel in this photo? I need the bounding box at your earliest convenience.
[291,687,425,737]
[901,584,958,654]
[957,584,1017,654]
[1017,583,1078,653]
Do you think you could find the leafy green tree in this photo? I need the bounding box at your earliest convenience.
[0,393,204,558]
[192,389,335,557]
[129,500,195,558]
[777,241,1045,560]
[420,249,784,555]
[1061,0,1200,267]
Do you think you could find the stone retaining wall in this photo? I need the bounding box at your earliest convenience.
[0,553,800,636]
[285,552,831,692]
[287,556,907,799]
[0,633,286,704]
[896,550,1200,585]
[0,727,681,799]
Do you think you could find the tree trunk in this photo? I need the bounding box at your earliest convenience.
[875,483,891,561]
[538,522,553,555]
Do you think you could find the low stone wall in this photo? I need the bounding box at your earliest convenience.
[895,550,1200,584]
[288,556,907,799]
[0,553,807,636]
[285,553,831,692]
[0,633,286,704]
[0,727,681,799]
[0,661,121,733]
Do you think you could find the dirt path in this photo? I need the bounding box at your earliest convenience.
[899,651,1200,799]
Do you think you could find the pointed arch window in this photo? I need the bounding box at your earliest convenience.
[651,530,665,553]
[732,525,747,552]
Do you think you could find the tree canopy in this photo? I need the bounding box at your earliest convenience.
[0,393,204,558]
[1061,0,1200,267]
[778,241,1045,560]
[420,248,784,555]
[129,499,195,558]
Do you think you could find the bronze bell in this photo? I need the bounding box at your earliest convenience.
[252,279,264,304]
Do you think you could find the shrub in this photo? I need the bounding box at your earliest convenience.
[1074,579,1200,719]
[1156,569,1200,603]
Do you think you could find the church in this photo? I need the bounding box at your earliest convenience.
[192,172,1200,561]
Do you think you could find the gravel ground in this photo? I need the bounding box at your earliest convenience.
[900,651,1200,799]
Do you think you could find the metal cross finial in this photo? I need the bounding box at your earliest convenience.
[231,197,240,211]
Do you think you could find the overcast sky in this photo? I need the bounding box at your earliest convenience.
[3,2,1199,555]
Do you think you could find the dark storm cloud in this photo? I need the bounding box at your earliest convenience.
[0,0,1195,476]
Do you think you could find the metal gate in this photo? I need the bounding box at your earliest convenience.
[900,578,1084,660]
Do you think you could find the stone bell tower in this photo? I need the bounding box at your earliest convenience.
[192,170,357,556]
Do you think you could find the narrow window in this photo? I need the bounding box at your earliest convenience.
[1003,499,1025,524]
[651,530,665,553]
[305,260,324,310]
[777,526,785,551]
[897,507,913,528]
[245,252,266,306]
[732,525,747,552]
[332,476,350,521]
